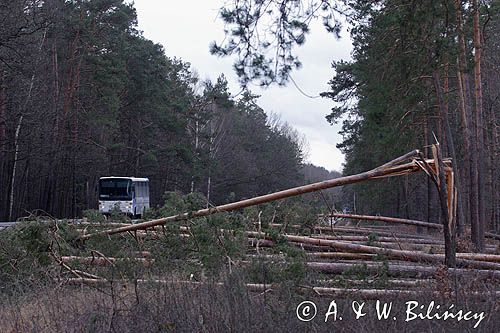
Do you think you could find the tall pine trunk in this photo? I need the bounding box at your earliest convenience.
[454,0,473,232]
[0,67,6,219]
[472,0,485,251]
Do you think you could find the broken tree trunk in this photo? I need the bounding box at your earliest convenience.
[432,143,457,267]
[81,150,446,240]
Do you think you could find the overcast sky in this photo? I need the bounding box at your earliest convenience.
[132,1,353,172]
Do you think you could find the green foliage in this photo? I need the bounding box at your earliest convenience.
[109,205,131,223]
[141,208,156,221]
[273,242,306,259]
[149,214,247,278]
[158,191,207,217]
[147,191,249,277]
[255,199,318,231]
[342,263,371,281]
[265,228,287,245]
[320,0,470,216]
[0,220,80,292]
[332,259,390,289]
[212,1,344,86]
[366,233,378,246]
[82,209,106,223]
[246,256,306,285]
[1,0,306,221]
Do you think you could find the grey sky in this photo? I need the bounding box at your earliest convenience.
[132,1,352,172]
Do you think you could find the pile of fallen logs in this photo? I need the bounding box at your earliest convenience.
[62,215,500,300]
[62,147,499,298]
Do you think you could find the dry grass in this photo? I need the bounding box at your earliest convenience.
[0,275,498,333]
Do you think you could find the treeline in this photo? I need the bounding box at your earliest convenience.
[323,0,499,247]
[0,0,306,220]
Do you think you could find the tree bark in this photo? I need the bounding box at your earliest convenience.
[0,68,5,149]
[432,71,463,238]
[8,115,23,220]
[453,0,472,231]
[306,262,500,280]
[0,67,6,219]
[473,0,485,252]
[433,143,457,268]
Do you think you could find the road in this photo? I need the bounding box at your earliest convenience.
[0,222,17,230]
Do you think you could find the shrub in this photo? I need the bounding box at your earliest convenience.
[82,209,106,223]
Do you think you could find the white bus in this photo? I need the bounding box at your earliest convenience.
[98,177,150,218]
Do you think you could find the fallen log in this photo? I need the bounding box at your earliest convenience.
[248,238,274,247]
[321,212,443,230]
[244,232,500,270]
[61,256,155,267]
[306,262,500,279]
[75,222,133,228]
[307,252,376,260]
[486,232,500,241]
[313,225,434,238]
[456,252,500,263]
[290,242,334,252]
[291,238,498,255]
[292,239,440,252]
[310,234,444,245]
[269,223,436,239]
[250,241,499,264]
[318,278,434,288]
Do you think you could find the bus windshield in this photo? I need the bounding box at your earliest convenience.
[99,179,132,201]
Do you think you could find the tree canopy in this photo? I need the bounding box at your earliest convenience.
[0,0,307,220]
[215,0,500,249]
